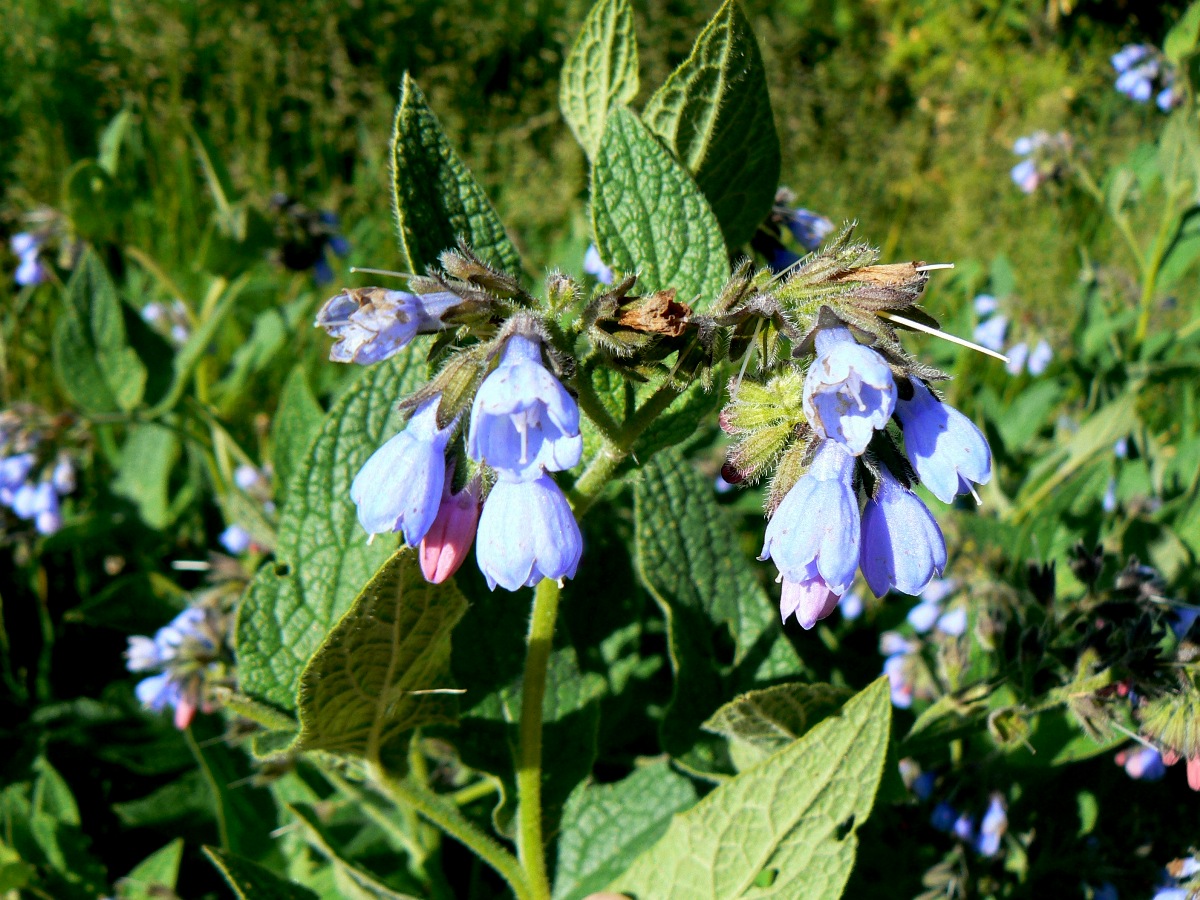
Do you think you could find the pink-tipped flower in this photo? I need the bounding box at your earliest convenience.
[1188,756,1200,791]
[779,575,841,630]
[420,477,482,584]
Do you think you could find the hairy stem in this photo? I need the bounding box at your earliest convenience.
[516,577,562,900]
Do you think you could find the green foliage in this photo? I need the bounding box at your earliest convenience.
[204,846,320,900]
[112,423,181,529]
[703,682,854,768]
[591,107,730,309]
[115,839,183,900]
[236,352,425,711]
[296,549,468,765]
[610,678,892,900]
[634,446,804,758]
[52,249,147,414]
[559,0,639,160]
[272,367,325,501]
[642,0,781,249]
[553,762,698,900]
[391,74,522,275]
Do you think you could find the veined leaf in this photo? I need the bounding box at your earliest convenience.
[642,0,780,249]
[116,838,183,900]
[391,73,521,274]
[553,762,697,900]
[112,423,180,530]
[272,366,325,501]
[52,248,147,414]
[634,447,804,757]
[609,678,891,900]
[236,350,425,711]
[295,549,467,765]
[703,682,854,768]
[559,0,639,159]
[591,107,729,310]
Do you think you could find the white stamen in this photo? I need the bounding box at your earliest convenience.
[915,263,955,272]
[366,533,377,546]
[408,688,467,695]
[349,266,416,279]
[969,485,983,506]
[172,560,211,571]
[877,311,1010,363]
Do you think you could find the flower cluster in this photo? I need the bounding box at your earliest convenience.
[1112,44,1182,111]
[126,604,227,730]
[335,292,584,589]
[1153,855,1200,900]
[900,759,1009,858]
[972,294,1052,376]
[10,232,49,286]
[0,407,78,536]
[1010,131,1071,194]
[738,316,991,629]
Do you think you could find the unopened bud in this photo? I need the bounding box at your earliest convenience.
[420,478,482,584]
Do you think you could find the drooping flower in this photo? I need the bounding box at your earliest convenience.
[316,288,461,365]
[11,232,49,286]
[760,440,860,594]
[895,380,992,504]
[802,326,896,456]
[781,207,834,252]
[972,314,1008,352]
[779,575,841,630]
[0,452,35,505]
[838,589,864,621]
[952,813,975,843]
[350,398,454,544]
[419,476,482,584]
[883,651,915,709]
[1027,338,1052,375]
[1116,745,1167,781]
[860,470,947,597]
[936,606,968,636]
[475,473,582,591]
[975,794,1007,857]
[467,334,582,482]
[583,244,614,285]
[219,524,252,555]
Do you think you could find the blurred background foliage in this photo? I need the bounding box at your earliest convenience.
[3,0,1200,897]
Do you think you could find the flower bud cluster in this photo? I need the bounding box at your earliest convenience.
[1009,131,1072,194]
[716,231,992,628]
[126,602,229,730]
[0,406,80,537]
[1112,44,1182,111]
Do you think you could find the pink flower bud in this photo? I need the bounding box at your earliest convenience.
[1188,756,1200,791]
[420,478,482,584]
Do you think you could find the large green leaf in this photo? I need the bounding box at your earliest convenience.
[295,550,467,765]
[609,678,891,900]
[287,804,425,899]
[112,423,180,530]
[634,447,803,757]
[272,366,325,501]
[52,248,147,414]
[203,847,319,900]
[559,0,639,159]
[553,762,697,900]
[642,0,780,249]
[591,107,729,310]
[236,351,425,711]
[391,73,521,274]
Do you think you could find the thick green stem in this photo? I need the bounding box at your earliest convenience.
[372,764,532,900]
[515,374,684,896]
[515,577,562,900]
[1133,188,1184,347]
